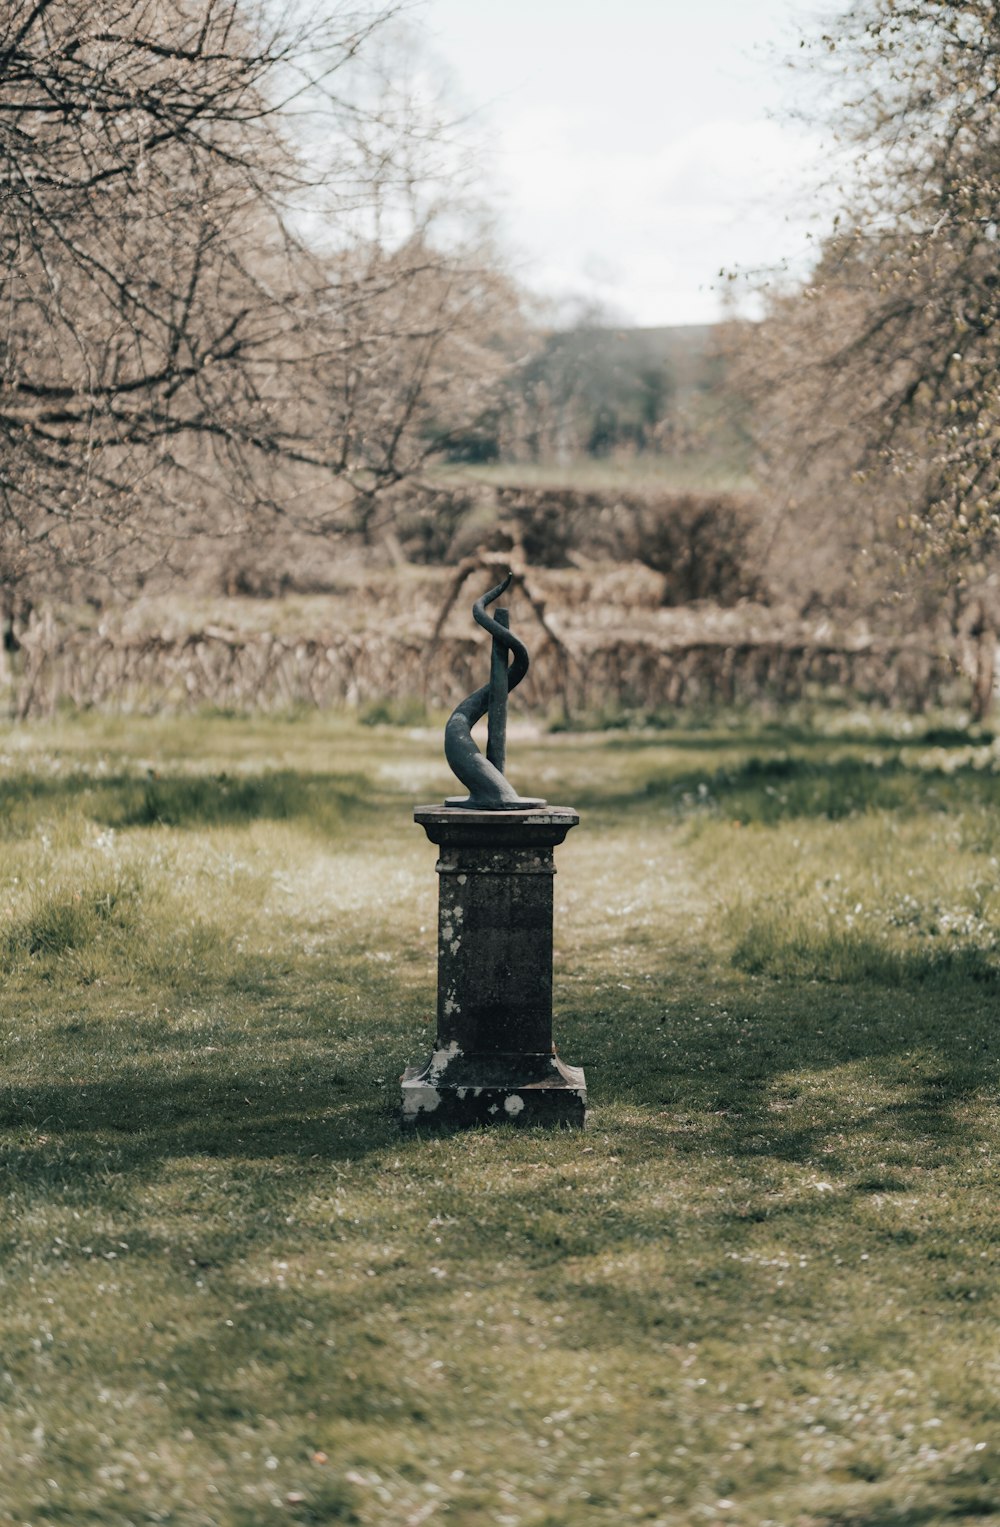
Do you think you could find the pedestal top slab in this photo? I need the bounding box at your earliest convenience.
[414,804,580,848]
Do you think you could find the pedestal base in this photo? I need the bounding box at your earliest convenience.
[401,1053,586,1129]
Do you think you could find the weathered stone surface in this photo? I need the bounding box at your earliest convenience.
[400,1063,587,1129]
[402,807,586,1129]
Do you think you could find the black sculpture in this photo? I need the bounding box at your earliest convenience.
[443,573,545,811]
[406,570,586,1127]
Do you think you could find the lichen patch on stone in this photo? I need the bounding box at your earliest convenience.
[427,1040,462,1082]
[402,1085,441,1116]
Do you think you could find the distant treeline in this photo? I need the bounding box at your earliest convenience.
[443,324,729,464]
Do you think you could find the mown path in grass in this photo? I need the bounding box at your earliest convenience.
[0,711,999,1527]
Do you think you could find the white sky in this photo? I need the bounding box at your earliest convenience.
[421,0,838,326]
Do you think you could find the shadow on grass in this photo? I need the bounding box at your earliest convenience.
[110,770,384,831]
[6,740,997,837]
[2,950,995,1191]
[813,1504,1000,1526]
[593,722,992,754]
[731,925,1000,986]
[571,753,1000,823]
[0,769,383,835]
[568,963,999,1177]
[0,1053,398,1187]
[0,954,415,1186]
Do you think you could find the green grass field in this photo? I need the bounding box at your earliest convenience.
[1,709,999,1526]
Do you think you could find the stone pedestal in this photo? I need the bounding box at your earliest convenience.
[402,807,586,1128]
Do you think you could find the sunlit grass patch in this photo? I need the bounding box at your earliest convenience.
[1,861,143,965]
[703,798,1000,987]
[0,825,280,997]
[728,904,1000,985]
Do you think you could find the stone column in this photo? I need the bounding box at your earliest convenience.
[402,807,586,1128]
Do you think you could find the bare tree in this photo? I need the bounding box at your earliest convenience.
[0,0,522,605]
[730,1,1000,662]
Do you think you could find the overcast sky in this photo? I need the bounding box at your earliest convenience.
[421,0,838,326]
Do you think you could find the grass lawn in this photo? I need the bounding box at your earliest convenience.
[1,708,998,1527]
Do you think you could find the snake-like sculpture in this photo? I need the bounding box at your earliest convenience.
[444,573,539,809]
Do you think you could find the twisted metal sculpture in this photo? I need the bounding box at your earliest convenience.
[444,573,546,810]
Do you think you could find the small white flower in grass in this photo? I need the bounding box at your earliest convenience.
[814,1181,834,1193]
